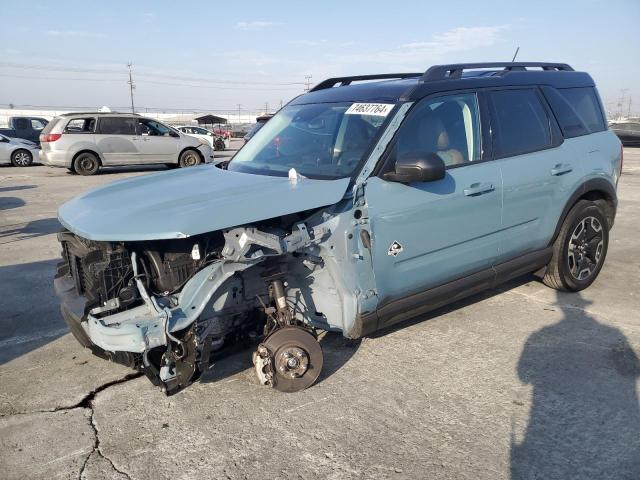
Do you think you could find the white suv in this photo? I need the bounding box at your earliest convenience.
[40,113,215,175]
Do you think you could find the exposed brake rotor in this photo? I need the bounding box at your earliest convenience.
[255,327,323,393]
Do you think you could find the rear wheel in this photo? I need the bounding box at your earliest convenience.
[11,149,33,167]
[543,200,609,291]
[73,152,100,176]
[178,149,201,168]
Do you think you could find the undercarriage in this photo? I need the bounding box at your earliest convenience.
[54,214,332,395]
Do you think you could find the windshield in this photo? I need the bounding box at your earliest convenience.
[229,102,394,179]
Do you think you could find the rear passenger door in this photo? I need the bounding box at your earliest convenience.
[487,88,580,262]
[96,117,140,164]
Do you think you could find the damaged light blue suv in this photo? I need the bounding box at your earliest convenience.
[54,62,622,394]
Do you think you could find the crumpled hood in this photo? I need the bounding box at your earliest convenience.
[58,165,351,241]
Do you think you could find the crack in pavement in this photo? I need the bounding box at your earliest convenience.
[1,372,141,478]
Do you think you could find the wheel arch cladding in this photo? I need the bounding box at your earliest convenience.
[551,178,617,244]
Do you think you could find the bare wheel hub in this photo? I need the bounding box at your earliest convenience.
[276,347,309,378]
[259,327,323,393]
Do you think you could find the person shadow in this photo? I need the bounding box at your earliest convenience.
[511,292,640,479]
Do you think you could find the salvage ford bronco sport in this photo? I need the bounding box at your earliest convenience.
[54,62,622,394]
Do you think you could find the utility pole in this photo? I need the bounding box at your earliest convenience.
[237,104,242,123]
[127,62,135,114]
[304,75,313,92]
[264,102,269,114]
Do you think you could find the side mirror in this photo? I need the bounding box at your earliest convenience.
[384,152,446,183]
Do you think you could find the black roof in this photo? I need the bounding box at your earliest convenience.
[290,62,595,106]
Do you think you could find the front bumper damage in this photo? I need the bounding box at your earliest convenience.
[54,221,336,394]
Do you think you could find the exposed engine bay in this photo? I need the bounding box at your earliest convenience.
[54,208,356,395]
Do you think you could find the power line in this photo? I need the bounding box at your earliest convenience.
[0,73,303,91]
[0,61,306,87]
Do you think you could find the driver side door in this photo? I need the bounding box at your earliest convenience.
[364,92,502,322]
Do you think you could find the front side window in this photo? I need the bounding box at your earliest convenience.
[488,89,551,158]
[98,117,137,135]
[138,119,173,136]
[392,93,481,168]
[65,118,96,133]
[229,102,391,179]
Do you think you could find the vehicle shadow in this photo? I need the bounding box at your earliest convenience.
[0,217,61,244]
[198,332,361,387]
[0,196,26,210]
[369,274,535,339]
[91,165,170,175]
[0,259,67,365]
[511,292,640,479]
[0,184,37,193]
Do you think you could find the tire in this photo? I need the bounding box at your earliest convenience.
[73,152,100,176]
[543,200,609,291]
[11,149,33,167]
[214,138,226,151]
[178,149,201,168]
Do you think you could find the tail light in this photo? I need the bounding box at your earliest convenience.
[41,133,62,142]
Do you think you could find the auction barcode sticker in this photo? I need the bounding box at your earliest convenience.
[345,103,395,117]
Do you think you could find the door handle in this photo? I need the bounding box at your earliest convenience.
[551,163,573,176]
[464,182,495,196]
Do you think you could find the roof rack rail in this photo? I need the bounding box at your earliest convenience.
[421,62,574,81]
[310,73,422,92]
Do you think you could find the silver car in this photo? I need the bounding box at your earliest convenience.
[0,133,40,167]
[40,113,215,175]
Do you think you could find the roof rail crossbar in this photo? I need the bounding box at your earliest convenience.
[421,62,574,81]
[310,73,422,92]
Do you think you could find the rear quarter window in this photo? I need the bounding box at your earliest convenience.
[64,118,96,133]
[558,87,606,133]
[41,118,62,134]
[541,86,590,138]
[487,89,552,158]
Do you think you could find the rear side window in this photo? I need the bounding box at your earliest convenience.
[14,118,29,130]
[488,89,552,158]
[558,87,606,133]
[64,118,96,133]
[98,117,137,135]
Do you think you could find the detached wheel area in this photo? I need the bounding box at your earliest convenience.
[73,152,101,176]
[214,138,226,151]
[255,327,323,393]
[11,149,33,167]
[543,200,609,291]
[179,149,201,168]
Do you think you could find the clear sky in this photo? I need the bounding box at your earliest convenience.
[1,0,638,117]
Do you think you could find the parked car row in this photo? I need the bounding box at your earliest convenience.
[0,116,48,144]
[38,113,215,175]
[0,133,40,166]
